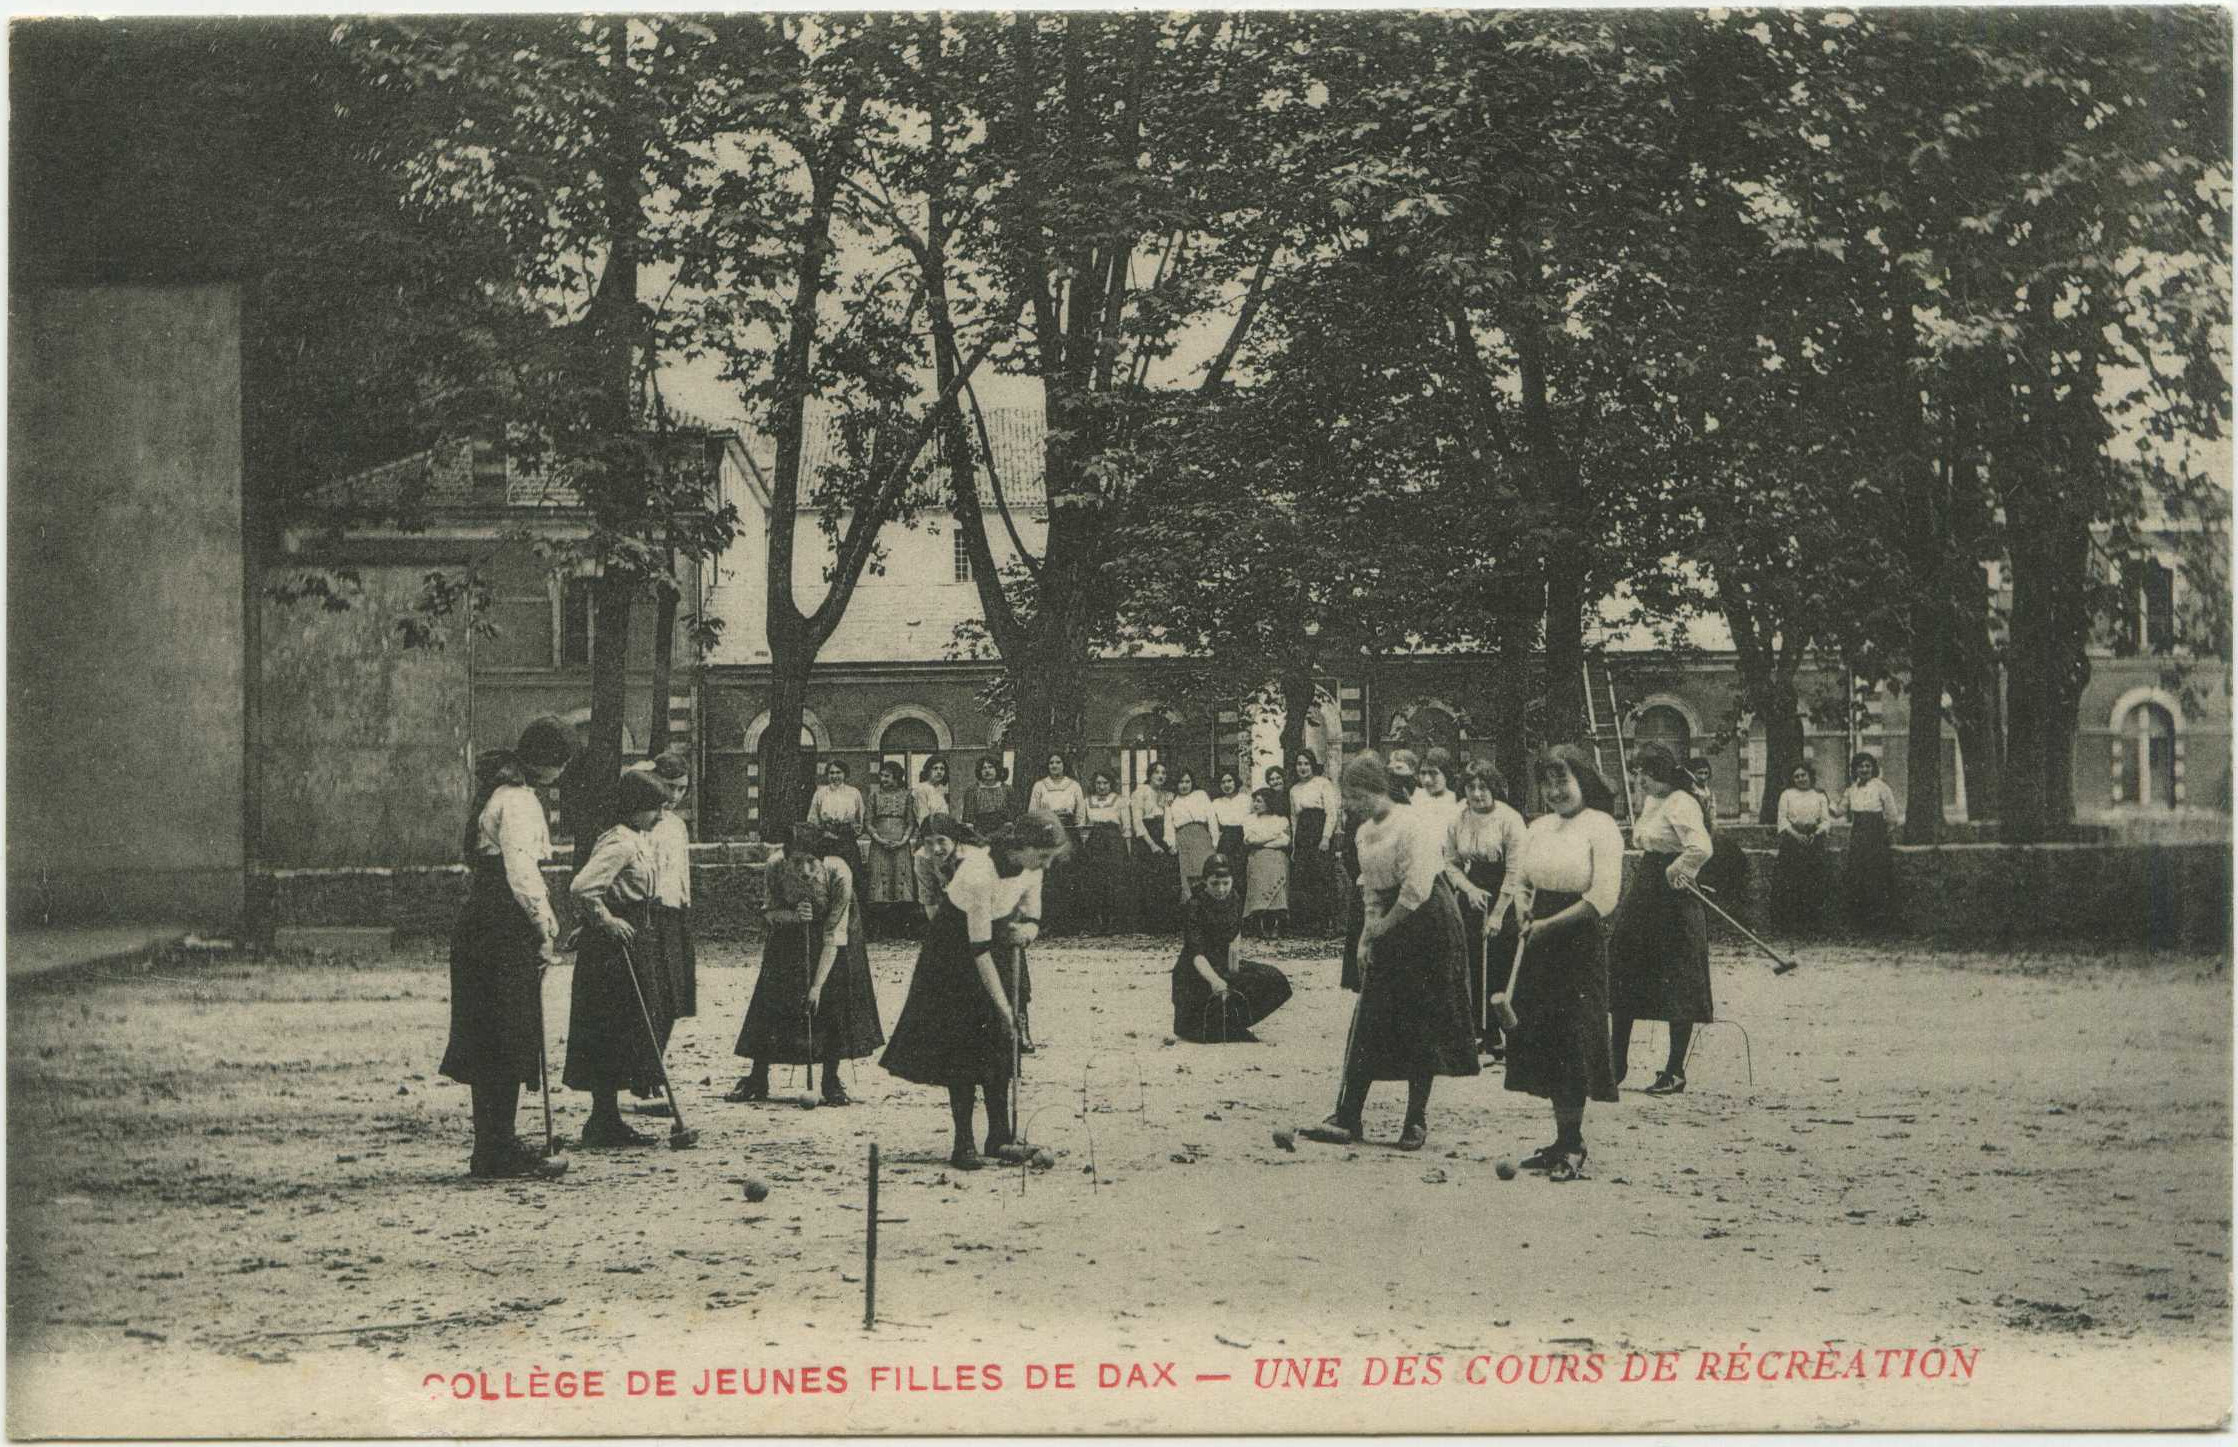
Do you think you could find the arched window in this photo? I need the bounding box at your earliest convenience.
[1393,703,1460,748]
[2118,702,2178,807]
[1119,710,1169,795]
[1632,704,1691,765]
[879,715,940,789]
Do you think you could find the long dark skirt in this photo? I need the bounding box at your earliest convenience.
[1291,806,1329,932]
[1503,891,1619,1104]
[1842,811,1895,929]
[439,860,547,1089]
[735,911,885,1065]
[1173,959,1293,1043]
[1216,823,1248,893]
[1133,818,1173,931]
[561,900,669,1095]
[881,899,1017,1088]
[1341,877,1480,1082]
[1079,822,1129,932]
[1456,859,1519,1041]
[1608,850,1715,1024]
[1771,835,1830,934]
[651,903,697,1018]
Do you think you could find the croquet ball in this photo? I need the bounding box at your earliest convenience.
[743,1178,771,1203]
[1030,1149,1055,1170]
[1271,1129,1297,1152]
[1495,1160,1517,1181]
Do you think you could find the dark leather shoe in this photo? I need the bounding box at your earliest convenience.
[580,1118,656,1149]
[1644,1072,1686,1096]
[1397,1122,1428,1152]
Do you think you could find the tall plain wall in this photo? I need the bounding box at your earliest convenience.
[8,284,245,926]
[257,564,471,868]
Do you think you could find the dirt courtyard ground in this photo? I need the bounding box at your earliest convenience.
[7,929,2230,1435]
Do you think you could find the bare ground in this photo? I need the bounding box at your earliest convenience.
[7,931,2230,1435]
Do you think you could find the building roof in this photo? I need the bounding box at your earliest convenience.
[306,425,733,521]
[753,401,1047,512]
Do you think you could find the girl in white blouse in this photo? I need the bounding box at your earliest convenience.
[441,716,576,1180]
[1837,751,1902,929]
[881,813,1066,1169]
[1608,744,1715,1096]
[636,754,696,1024]
[1128,760,1175,929]
[912,756,953,826]
[1028,753,1087,935]
[1444,759,1530,1056]
[1773,761,1833,934]
[1166,769,1219,904]
[561,768,675,1149]
[1298,752,1479,1153]
[1503,744,1625,1181]
[1288,751,1343,937]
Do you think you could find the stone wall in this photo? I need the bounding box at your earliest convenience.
[252,840,2227,953]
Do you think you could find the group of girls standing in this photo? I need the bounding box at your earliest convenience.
[1294,738,1738,1182]
[442,718,706,1178]
[1772,752,1901,934]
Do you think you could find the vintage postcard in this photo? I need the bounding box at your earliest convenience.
[7,5,2231,1437]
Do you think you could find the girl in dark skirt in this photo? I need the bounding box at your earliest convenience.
[1028,753,1087,936]
[727,824,886,1107]
[441,715,576,1180]
[1301,752,1479,1153]
[1129,760,1175,932]
[1173,855,1293,1042]
[1339,750,1417,991]
[1504,744,1625,1181]
[1608,743,1715,1096]
[1772,761,1833,934]
[1839,751,1902,930]
[1210,768,1252,892]
[561,768,675,1148]
[639,752,697,1029]
[1288,750,1341,936]
[881,812,1067,1169]
[1444,759,1528,1058]
[1079,770,1130,934]
[1688,757,1753,909]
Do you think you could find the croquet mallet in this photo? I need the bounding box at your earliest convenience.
[534,957,560,1157]
[1488,921,1529,1033]
[616,937,700,1149]
[1683,878,1800,975]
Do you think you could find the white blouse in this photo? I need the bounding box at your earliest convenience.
[808,784,866,832]
[1842,778,1903,824]
[646,808,692,907]
[1353,802,1446,914]
[1413,790,1464,838]
[1778,788,1831,834]
[570,824,655,908]
[1630,788,1713,882]
[1167,790,1218,831]
[945,845,1045,946]
[1243,815,1291,849]
[911,780,951,821]
[476,784,559,954]
[1210,791,1253,829]
[1288,775,1342,845]
[1129,784,1170,842]
[1029,776,1087,826]
[816,854,855,947]
[1518,808,1625,919]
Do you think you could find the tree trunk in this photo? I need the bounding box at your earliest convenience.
[567,570,637,868]
[1490,585,1537,806]
[1511,306,1589,752]
[647,582,677,758]
[1903,588,1947,844]
[1757,676,1808,829]
[1278,658,1318,774]
[755,663,817,842]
